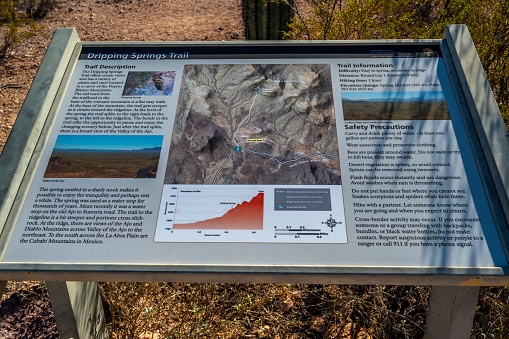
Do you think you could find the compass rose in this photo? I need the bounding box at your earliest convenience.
[322,214,341,231]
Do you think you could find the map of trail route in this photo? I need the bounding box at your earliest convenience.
[164,64,341,185]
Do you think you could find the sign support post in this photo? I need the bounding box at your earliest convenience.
[47,281,108,339]
[425,286,480,339]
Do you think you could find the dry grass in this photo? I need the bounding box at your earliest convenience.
[96,283,509,338]
[473,287,509,338]
[99,283,432,338]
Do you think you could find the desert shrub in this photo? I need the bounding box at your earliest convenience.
[19,0,58,20]
[0,0,22,59]
[0,0,37,60]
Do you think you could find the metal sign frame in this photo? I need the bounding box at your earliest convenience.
[0,25,508,285]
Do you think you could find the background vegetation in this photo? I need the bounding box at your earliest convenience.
[243,0,294,39]
[0,0,57,58]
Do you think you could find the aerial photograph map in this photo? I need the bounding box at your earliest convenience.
[164,64,341,185]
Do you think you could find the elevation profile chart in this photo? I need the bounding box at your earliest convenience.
[173,189,264,230]
[155,185,347,243]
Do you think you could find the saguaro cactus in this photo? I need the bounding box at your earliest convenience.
[243,0,293,40]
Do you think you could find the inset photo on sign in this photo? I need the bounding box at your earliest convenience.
[122,71,176,96]
[342,91,450,120]
[44,135,163,178]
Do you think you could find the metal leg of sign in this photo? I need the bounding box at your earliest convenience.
[424,286,480,339]
[47,281,108,339]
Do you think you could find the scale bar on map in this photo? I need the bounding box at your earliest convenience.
[274,229,321,232]
[274,232,321,236]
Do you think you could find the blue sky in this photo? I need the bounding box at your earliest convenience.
[341,90,445,101]
[53,135,163,151]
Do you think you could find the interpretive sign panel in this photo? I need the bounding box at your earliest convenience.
[1,39,507,274]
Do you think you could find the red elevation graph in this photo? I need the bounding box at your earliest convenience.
[173,192,264,230]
